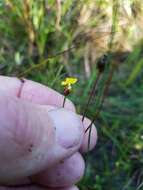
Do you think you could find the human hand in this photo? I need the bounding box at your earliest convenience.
[0,76,97,190]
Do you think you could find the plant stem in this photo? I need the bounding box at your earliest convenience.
[85,63,116,133]
[87,122,92,150]
[82,72,101,122]
[62,96,66,107]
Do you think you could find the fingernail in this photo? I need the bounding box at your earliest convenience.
[48,109,84,149]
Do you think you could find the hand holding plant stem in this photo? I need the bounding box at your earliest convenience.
[0,76,97,189]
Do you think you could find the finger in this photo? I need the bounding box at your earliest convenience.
[79,116,97,153]
[0,76,75,111]
[31,152,85,188]
[0,76,21,96]
[0,76,97,152]
[0,92,84,185]
[0,185,79,190]
[0,185,47,190]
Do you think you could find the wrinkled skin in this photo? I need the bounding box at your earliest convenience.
[0,76,97,190]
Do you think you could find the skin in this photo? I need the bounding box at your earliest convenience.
[0,76,97,190]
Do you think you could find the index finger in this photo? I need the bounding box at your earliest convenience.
[0,76,75,111]
[0,76,97,147]
[0,76,97,152]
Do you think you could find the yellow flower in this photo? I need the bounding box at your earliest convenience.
[61,77,78,91]
[61,77,77,86]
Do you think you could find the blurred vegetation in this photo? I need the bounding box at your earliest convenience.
[0,0,143,190]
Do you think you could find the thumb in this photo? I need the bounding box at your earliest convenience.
[0,92,84,184]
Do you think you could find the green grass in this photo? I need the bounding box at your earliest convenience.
[0,1,143,190]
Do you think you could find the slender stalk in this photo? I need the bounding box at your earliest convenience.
[85,63,116,133]
[62,96,66,107]
[87,122,92,150]
[82,72,101,122]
